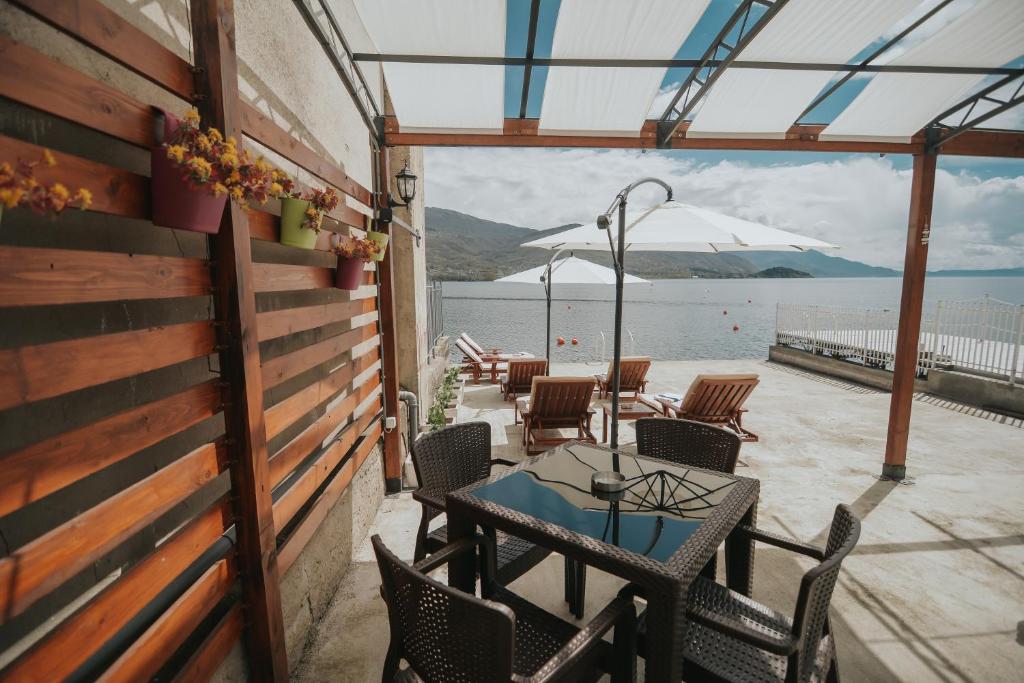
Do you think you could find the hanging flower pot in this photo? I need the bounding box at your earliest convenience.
[335,254,364,290]
[279,187,339,250]
[150,108,227,234]
[279,197,320,249]
[365,229,389,261]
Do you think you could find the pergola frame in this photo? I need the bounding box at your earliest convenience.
[319,1,1024,480]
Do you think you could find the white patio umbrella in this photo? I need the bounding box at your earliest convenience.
[496,255,647,368]
[523,182,839,449]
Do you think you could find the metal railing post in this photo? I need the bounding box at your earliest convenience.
[1010,304,1023,387]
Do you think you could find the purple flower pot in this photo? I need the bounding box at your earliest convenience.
[336,255,364,290]
[150,108,227,234]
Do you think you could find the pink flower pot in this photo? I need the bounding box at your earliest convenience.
[336,255,364,290]
[150,107,227,234]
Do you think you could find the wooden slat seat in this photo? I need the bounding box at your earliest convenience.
[516,377,597,454]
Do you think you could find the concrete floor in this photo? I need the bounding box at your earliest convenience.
[293,360,1024,682]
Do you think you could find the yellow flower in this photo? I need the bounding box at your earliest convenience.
[228,170,241,184]
[219,151,239,168]
[254,158,270,172]
[226,136,237,148]
[305,207,318,218]
[166,145,187,163]
[50,183,70,200]
[74,188,93,208]
[187,157,213,181]
[0,188,24,208]
[43,149,57,167]
[270,182,283,196]
[230,186,244,201]
[212,182,228,196]
[183,109,201,125]
[207,128,223,143]
[195,134,212,152]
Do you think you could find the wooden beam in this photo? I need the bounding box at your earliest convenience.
[190,0,288,679]
[884,151,938,480]
[375,145,403,493]
[383,116,1024,158]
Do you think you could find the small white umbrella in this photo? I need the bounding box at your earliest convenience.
[522,201,839,253]
[523,186,840,449]
[496,255,648,366]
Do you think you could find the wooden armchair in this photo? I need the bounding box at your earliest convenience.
[594,356,651,398]
[515,377,597,454]
[499,358,548,401]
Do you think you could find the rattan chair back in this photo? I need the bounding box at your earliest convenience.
[634,418,741,473]
[411,422,491,497]
[791,504,861,681]
[606,356,651,392]
[372,534,515,682]
[678,373,759,422]
[528,376,596,424]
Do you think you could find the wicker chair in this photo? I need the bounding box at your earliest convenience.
[500,358,549,401]
[627,504,861,683]
[411,422,551,585]
[594,356,651,398]
[373,534,637,683]
[635,418,742,473]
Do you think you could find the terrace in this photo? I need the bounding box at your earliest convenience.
[0,1,1022,682]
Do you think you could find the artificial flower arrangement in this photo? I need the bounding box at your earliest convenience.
[280,186,340,249]
[152,107,293,234]
[0,149,92,222]
[333,234,381,289]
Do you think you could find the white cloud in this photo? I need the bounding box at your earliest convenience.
[424,147,1024,270]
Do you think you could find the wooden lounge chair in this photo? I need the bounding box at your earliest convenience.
[456,337,506,384]
[594,356,651,398]
[516,377,597,454]
[499,358,548,401]
[643,373,759,442]
[460,332,501,359]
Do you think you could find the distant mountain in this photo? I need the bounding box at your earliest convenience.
[424,208,1020,281]
[741,250,901,277]
[752,267,812,278]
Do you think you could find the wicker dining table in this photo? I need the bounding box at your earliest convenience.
[444,441,760,683]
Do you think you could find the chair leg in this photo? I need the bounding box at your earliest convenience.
[413,509,431,563]
[610,603,637,683]
[381,642,401,683]
[564,557,586,619]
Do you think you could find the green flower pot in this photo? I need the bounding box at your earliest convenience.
[280,197,321,249]
[366,230,389,261]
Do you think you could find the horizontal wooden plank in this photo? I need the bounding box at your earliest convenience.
[172,603,243,683]
[260,322,378,390]
[0,441,227,624]
[0,380,221,517]
[265,360,356,441]
[272,415,380,532]
[0,135,149,218]
[0,246,211,307]
[252,262,333,293]
[97,556,236,683]
[0,321,217,411]
[0,35,155,147]
[248,210,336,251]
[1,499,232,682]
[10,0,194,100]
[240,102,372,206]
[258,297,376,342]
[277,454,351,576]
[267,351,380,488]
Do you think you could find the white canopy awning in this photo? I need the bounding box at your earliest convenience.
[495,256,647,285]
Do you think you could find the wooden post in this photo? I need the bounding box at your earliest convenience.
[191,1,288,679]
[376,143,403,492]
[883,151,937,480]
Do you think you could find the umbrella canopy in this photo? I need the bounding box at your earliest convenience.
[520,201,838,253]
[496,256,647,285]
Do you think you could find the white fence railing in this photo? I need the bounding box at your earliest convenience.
[775,297,1024,386]
[595,329,636,363]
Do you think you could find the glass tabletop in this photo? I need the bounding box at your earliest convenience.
[469,443,739,563]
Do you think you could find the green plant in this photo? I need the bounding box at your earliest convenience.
[427,367,462,431]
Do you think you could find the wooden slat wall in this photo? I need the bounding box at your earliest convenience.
[0,0,385,680]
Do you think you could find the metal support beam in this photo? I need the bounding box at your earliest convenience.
[883,151,937,481]
[375,145,403,493]
[519,0,541,119]
[928,72,1024,152]
[798,0,955,122]
[190,0,288,679]
[657,0,790,147]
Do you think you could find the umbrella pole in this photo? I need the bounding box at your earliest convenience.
[545,275,552,374]
[610,199,627,449]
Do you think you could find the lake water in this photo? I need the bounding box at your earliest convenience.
[442,277,1024,363]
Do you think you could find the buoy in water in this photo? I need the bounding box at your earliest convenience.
[747,299,752,303]
[556,336,566,346]
[722,309,728,315]
[571,337,578,345]
[733,324,740,332]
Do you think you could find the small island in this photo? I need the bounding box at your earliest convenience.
[751,266,813,278]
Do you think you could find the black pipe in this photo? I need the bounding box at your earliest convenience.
[68,529,236,682]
